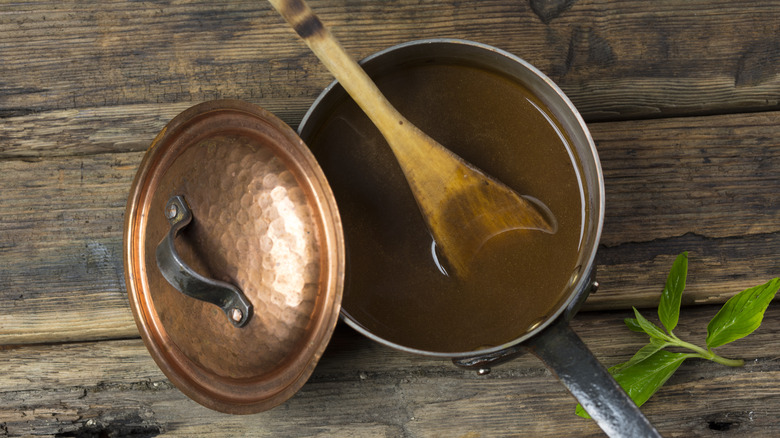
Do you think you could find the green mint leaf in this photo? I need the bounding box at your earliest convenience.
[706,278,780,349]
[577,255,774,420]
[610,351,689,407]
[575,402,589,418]
[658,252,688,332]
[576,350,689,418]
[611,338,669,373]
[624,318,645,333]
[633,307,670,341]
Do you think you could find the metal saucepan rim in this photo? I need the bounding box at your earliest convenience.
[298,38,605,358]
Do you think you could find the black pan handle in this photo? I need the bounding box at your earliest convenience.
[523,317,661,438]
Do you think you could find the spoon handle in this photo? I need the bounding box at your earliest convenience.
[267,0,407,141]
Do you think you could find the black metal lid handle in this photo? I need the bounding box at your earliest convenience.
[155,195,253,328]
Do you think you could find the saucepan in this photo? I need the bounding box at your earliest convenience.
[297,39,659,437]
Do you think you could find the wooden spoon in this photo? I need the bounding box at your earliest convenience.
[268,0,557,277]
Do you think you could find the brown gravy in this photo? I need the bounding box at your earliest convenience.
[304,61,586,353]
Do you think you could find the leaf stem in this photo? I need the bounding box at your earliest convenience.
[668,333,744,367]
[708,354,745,367]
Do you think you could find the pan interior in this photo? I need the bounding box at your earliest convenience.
[302,44,595,355]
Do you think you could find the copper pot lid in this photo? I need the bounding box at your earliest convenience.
[124,99,345,414]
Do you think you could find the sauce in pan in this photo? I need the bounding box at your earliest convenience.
[305,61,587,353]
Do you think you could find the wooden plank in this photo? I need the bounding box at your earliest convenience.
[0,0,778,122]
[586,110,780,310]
[595,111,780,245]
[588,232,780,311]
[0,102,311,159]
[1,110,777,344]
[1,305,778,437]
[6,104,774,241]
[0,152,140,344]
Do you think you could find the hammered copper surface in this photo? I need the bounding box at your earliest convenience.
[124,100,344,413]
[147,133,320,378]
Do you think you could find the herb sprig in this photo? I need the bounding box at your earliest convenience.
[576,252,780,418]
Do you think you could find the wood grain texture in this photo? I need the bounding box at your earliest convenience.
[0,152,139,344]
[1,305,778,437]
[1,1,778,434]
[0,102,311,159]
[1,110,777,344]
[0,0,778,123]
[587,111,780,310]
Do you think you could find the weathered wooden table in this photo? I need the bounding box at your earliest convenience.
[1,1,778,436]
